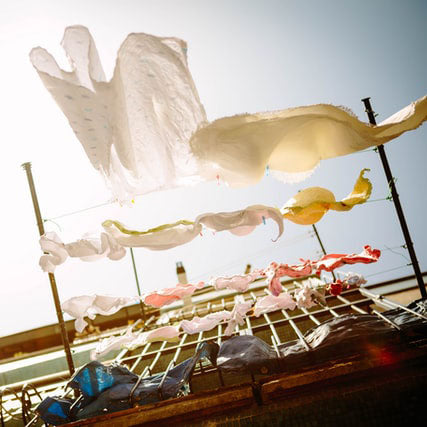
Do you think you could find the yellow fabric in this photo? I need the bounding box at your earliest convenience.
[281,169,372,225]
[102,219,195,236]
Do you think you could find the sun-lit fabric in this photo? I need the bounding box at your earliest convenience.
[281,169,372,225]
[191,98,427,187]
[90,326,180,359]
[31,27,427,200]
[102,219,202,250]
[30,26,206,202]
[253,292,296,317]
[143,282,205,308]
[224,299,253,336]
[62,295,138,333]
[315,245,381,272]
[101,204,284,250]
[196,205,284,240]
[180,311,232,335]
[210,270,264,292]
[39,231,126,273]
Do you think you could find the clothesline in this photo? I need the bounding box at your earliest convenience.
[88,272,368,360]
[364,264,412,278]
[39,170,372,273]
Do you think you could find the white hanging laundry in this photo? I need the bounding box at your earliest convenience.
[90,325,181,359]
[224,299,253,336]
[180,311,232,335]
[39,231,126,273]
[210,270,264,293]
[30,27,427,200]
[190,98,427,187]
[196,205,284,240]
[253,293,297,317]
[62,294,138,332]
[30,26,206,202]
[102,220,202,250]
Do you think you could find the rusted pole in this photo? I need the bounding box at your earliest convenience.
[312,224,336,281]
[361,98,426,299]
[130,248,146,322]
[21,162,75,375]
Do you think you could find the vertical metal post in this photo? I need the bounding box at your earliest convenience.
[21,162,75,375]
[312,224,336,281]
[361,97,426,299]
[130,248,146,322]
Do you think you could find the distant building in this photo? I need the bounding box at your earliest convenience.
[1,271,426,426]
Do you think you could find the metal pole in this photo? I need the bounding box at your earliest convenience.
[361,97,426,299]
[130,248,146,322]
[312,224,336,281]
[21,162,75,375]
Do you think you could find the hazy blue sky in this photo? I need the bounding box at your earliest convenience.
[1,0,426,336]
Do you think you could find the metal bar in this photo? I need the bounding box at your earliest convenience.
[312,224,336,281]
[280,309,310,351]
[21,162,75,376]
[130,248,146,322]
[335,295,367,314]
[360,288,427,321]
[157,333,188,399]
[263,313,281,345]
[361,97,426,299]
[372,309,401,330]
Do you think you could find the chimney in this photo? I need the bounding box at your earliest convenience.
[176,261,192,309]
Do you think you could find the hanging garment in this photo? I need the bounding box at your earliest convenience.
[30,26,206,202]
[294,282,326,308]
[190,98,427,187]
[143,282,205,308]
[196,205,284,240]
[102,205,283,250]
[340,271,367,286]
[38,174,371,271]
[102,219,202,250]
[315,245,381,272]
[31,27,427,201]
[253,292,297,317]
[224,299,253,336]
[180,311,232,335]
[264,260,313,296]
[91,325,180,359]
[39,231,126,273]
[62,294,137,332]
[281,169,372,225]
[210,270,264,292]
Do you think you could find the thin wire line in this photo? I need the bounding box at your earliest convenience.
[365,264,411,278]
[46,200,114,221]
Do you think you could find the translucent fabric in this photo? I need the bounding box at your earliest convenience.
[30,27,427,200]
[30,26,206,202]
[281,169,372,225]
[61,294,137,332]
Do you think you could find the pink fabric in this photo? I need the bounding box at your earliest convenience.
[253,293,296,317]
[264,261,313,296]
[180,311,232,334]
[224,300,253,335]
[211,270,264,292]
[294,283,326,308]
[314,245,381,272]
[143,282,205,308]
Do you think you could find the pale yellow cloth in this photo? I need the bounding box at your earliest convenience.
[281,169,372,225]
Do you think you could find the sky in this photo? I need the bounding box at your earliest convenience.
[0,0,426,337]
